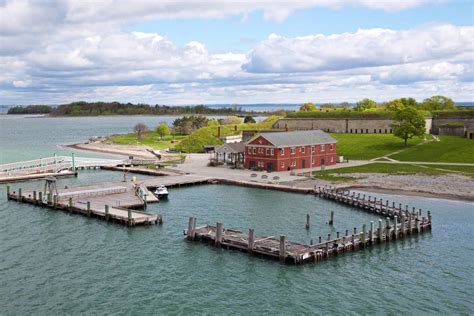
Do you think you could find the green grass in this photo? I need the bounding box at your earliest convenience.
[109,133,185,150]
[313,162,474,182]
[331,134,424,160]
[389,136,474,163]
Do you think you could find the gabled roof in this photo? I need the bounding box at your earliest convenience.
[253,130,336,147]
[215,142,245,153]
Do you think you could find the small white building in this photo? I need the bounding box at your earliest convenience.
[220,133,243,143]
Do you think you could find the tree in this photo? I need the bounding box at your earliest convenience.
[155,123,170,140]
[299,102,317,111]
[133,123,149,140]
[354,99,377,111]
[391,107,426,145]
[421,95,455,111]
[221,116,243,125]
[243,116,256,123]
[320,103,335,109]
[384,99,405,112]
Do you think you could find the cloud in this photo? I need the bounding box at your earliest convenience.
[0,0,472,104]
[243,24,474,73]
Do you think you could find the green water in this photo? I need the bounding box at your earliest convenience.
[0,116,473,314]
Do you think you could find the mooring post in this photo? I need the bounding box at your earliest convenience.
[53,195,58,208]
[87,201,91,216]
[305,213,310,230]
[353,227,357,234]
[38,191,43,204]
[428,211,432,224]
[399,203,402,210]
[401,215,406,237]
[394,216,398,239]
[187,217,194,240]
[405,205,408,212]
[47,193,52,205]
[415,217,420,233]
[392,202,395,208]
[327,233,331,241]
[386,217,391,241]
[318,236,322,244]
[69,197,73,209]
[336,232,340,238]
[370,221,374,243]
[128,209,132,226]
[361,224,366,245]
[378,219,383,242]
[248,228,255,252]
[419,209,422,216]
[18,188,22,201]
[345,229,348,237]
[216,222,223,247]
[408,213,412,234]
[279,235,286,262]
[329,211,334,225]
[105,205,109,221]
[71,152,76,172]
[33,190,37,202]
[6,185,10,199]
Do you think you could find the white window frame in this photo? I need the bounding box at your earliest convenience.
[290,147,296,155]
[248,147,252,154]
[281,161,285,168]
[301,146,305,153]
[270,148,274,156]
[280,148,285,156]
[266,148,270,156]
[330,144,334,151]
[320,144,325,152]
[253,147,256,154]
[311,146,315,153]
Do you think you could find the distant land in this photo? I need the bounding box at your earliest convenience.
[1,102,472,114]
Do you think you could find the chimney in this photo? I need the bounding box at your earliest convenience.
[217,126,222,138]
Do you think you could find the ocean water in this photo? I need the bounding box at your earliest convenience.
[0,116,473,314]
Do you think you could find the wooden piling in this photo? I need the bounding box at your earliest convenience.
[18,188,22,201]
[33,190,37,202]
[53,195,58,208]
[428,211,432,224]
[318,236,322,243]
[386,217,391,241]
[279,235,286,262]
[394,216,398,239]
[187,217,194,240]
[6,185,10,199]
[87,201,91,216]
[105,205,109,221]
[38,191,42,204]
[401,215,406,237]
[329,211,334,225]
[47,193,52,205]
[378,219,383,242]
[128,209,132,226]
[215,222,223,247]
[248,229,255,253]
[361,224,366,245]
[305,213,310,229]
[369,221,374,243]
[415,217,420,233]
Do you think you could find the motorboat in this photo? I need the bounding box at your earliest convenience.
[154,185,169,199]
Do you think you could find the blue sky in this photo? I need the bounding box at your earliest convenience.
[127,1,474,52]
[0,0,473,104]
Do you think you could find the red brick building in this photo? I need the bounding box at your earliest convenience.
[244,130,337,172]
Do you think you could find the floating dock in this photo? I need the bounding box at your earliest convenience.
[6,180,161,227]
[185,212,431,265]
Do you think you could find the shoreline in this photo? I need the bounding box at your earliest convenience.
[345,185,474,203]
[68,142,474,203]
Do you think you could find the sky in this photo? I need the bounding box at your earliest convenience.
[0,0,473,105]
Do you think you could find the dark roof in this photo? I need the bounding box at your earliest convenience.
[257,130,336,147]
[215,142,245,153]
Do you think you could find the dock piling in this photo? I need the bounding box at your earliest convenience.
[87,201,91,216]
[18,188,22,201]
[386,217,391,240]
[370,221,374,243]
[305,213,310,230]
[329,211,334,225]
[128,209,132,226]
[428,211,432,224]
[248,229,255,252]
[33,190,37,202]
[215,222,223,247]
[187,217,194,240]
[38,191,42,204]
[394,216,398,239]
[361,224,366,245]
[401,215,406,237]
[279,235,286,262]
[105,205,109,221]
[6,185,10,199]
[378,219,383,242]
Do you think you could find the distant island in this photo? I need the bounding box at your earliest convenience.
[6,101,276,116]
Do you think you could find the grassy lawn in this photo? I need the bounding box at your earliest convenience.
[330,134,424,160]
[313,162,474,182]
[109,133,185,150]
[389,136,474,163]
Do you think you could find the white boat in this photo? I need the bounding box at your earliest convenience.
[154,185,169,199]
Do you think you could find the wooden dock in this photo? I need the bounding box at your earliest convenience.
[185,215,432,265]
[315,186,431,221]
[6,180,161,227]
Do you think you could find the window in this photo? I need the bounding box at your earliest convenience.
[290,147,296,155]
[311,146,315,153]
[281,162,285,169]
[312,158,315,165]
[291,160,296,167]
[301,146,305,153]
[266,148,270,156]
[248,147,252,154]
[330,156,334,163]
[330,144,334,151]
[320,144,325,152]
[280,148,285,156]
[379,129,382,133]
[350,129,353,133]
[366,129,369,133]
[374,129,376,133]
[270,148,274,156]
[252,147,256,154]
[385,129,387,134]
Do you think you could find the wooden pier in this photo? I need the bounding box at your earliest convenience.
[6,180,162,227]
[315,186,431,221]
[185,215,432,265]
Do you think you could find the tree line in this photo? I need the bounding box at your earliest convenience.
[7,105,52,114]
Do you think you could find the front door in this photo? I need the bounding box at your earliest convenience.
[267,162,273,172]
[302,159,306,169]
[320,159,325,166]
